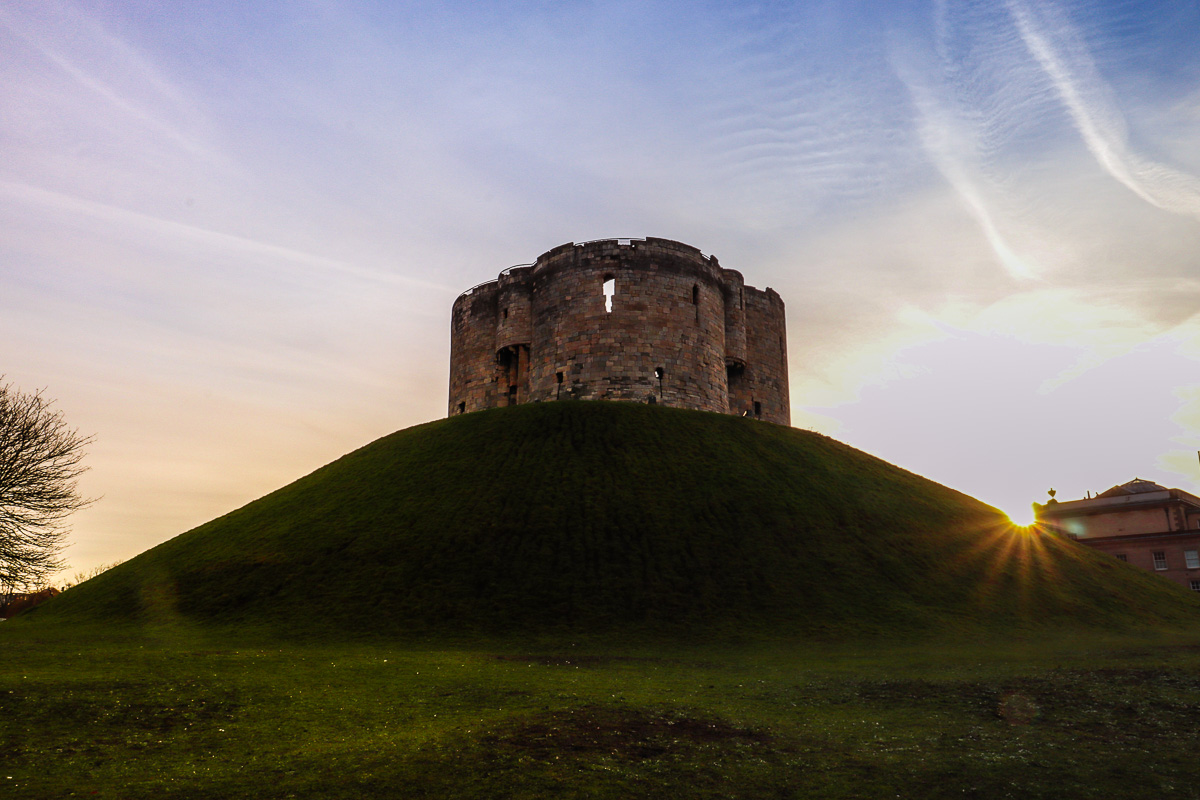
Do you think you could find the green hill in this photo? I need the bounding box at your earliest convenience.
[31,402,1200,637]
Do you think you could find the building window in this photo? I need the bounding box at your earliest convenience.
[1187,550,1200,569]
[1191,581,1200,592]
[1153,551,1168,571]
[457,401,465,414]
[1115,553,1127,562]
[603,276,615,313]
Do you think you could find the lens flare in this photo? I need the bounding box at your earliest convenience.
[1006,505,1037,528]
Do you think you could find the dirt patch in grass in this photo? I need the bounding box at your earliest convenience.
[494,653,676,668]
[481,704,772,759]
[493,653,720,668]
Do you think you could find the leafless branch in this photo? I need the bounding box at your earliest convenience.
[0,378,94,592]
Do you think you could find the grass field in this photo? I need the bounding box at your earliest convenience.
[13,402,1200,796]
[5,623,1200,799]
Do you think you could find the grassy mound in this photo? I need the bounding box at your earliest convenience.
[30,402,1200,637]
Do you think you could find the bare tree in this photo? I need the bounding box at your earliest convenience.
[0,379,93,592]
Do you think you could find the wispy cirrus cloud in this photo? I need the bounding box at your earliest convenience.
[897,65,1040,282]
[0,179,453,294]
[890,0,1057,282]
[1007,0,1200,221]
[0,1,227,170]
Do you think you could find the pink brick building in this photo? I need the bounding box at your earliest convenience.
[1036,478,1200,591]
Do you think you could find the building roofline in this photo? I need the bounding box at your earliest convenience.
[1037,488,1200,519]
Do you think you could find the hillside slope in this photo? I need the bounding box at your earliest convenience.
[32,402,1200,636]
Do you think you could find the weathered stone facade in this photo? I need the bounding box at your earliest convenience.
[449,238,789,425]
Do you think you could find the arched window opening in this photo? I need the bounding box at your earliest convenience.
[457,401,466,414]
[602,276,616,313]
[726,360,745,392]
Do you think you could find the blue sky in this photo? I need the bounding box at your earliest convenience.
[3,0,1199,576]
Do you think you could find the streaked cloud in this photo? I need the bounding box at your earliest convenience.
[1008,0,1200,221]
[0,180,453,294]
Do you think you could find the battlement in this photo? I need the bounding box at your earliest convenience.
[448,238,789,424]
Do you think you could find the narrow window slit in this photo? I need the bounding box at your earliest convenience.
[603,277,615,313]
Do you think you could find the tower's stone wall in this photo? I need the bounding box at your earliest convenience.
[448,238,790,424]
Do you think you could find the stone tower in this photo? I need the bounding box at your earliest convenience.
[448,237,789,425]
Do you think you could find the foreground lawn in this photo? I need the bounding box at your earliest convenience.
[4,625,1200,799]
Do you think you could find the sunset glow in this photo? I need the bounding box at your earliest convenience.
[1007,508,1038,529]
[2,1,1198,577]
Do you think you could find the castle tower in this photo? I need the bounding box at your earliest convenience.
[448,238,789,425]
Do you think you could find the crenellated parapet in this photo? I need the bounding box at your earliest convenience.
[448,238,789,424]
